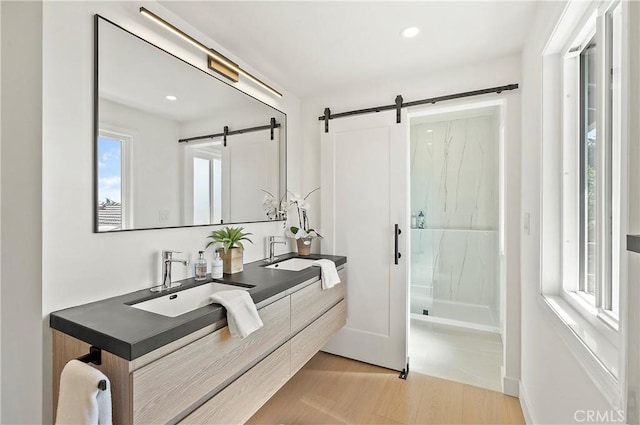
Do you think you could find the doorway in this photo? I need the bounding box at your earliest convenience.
[408,102,505,392]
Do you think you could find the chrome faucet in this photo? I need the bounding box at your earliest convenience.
[152,250,190,292]
[267,236,286,263]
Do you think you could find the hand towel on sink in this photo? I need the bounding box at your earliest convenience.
[56,360,112,425]
[210,290,264,338]
[312,259,341,290]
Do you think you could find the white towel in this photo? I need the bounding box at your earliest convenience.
[210,290,264,338]
[312,259,341,289]
[56,360,112,425]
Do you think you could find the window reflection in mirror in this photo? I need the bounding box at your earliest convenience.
[193,157,213,225]
[95,16,286,232]
[97,130,131,231]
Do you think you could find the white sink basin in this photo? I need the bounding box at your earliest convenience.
[131,282,250,317]
[265,258,317,271]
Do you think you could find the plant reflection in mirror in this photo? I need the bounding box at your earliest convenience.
[261,190,287,221]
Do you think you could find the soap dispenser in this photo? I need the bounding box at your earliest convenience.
[212,251,223,279]
[194,251,208,281]
[417,210,425,229]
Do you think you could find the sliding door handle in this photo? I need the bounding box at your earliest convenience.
[394,224,402,265]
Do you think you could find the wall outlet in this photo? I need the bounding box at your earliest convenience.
[159,210,169,222]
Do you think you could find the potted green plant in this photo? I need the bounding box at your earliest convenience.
[206,226,253,274]
[284,189,322,256]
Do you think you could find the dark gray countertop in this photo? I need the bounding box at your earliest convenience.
[49,253,346,361]
[628,235,640,254]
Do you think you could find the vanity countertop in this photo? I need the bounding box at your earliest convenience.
[49,253,346,361]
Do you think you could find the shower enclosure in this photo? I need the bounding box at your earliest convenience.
[409,105,501,332]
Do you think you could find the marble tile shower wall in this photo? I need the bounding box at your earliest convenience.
[410,113,499,320]
[411,230,497,314]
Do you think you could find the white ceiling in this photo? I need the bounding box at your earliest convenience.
[160,1,539,98]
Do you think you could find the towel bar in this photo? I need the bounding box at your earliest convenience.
[75,347,107,391]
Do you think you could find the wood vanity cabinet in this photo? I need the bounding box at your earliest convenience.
[134,296,291,424]
[183,300,346,424]
[52,268,347,425]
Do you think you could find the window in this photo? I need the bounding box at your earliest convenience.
[579,36,598,302]
[608,2,622,319]
[97,130,132,231]
[541,0,627,399]
[561,3,622,332]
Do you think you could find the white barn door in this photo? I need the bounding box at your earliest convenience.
[320,110,409,372]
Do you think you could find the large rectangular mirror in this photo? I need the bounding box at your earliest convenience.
[95,16,286,232]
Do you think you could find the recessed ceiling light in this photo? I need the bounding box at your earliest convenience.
[401,27,420,38]
[426,129,433,133]
[166,95,177,101]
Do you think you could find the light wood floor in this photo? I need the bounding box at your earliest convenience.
[247,352,525,425]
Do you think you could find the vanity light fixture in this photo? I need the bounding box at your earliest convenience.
[401,26,420,38]
[139,7,283,98]
[165,95,177,101]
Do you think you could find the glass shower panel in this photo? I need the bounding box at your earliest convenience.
[410,107,500,329]
[410,228,434,315]
[411,229,497,325]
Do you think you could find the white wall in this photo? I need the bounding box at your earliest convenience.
[625,3,640,422]
[519,1,633,423]
[21,2,300,423]
[0,1,3,420]
[0,2,43,424]
[301,53,522,394]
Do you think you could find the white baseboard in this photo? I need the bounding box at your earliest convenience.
[503,375,519,397]
[519,381,535,425]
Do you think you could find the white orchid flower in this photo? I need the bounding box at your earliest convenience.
[297,200,311,210]
[262,194,275,207]
[284,188,321,239]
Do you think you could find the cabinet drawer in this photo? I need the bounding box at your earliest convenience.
[290,268,346,333]
[132,296,290,424]
[291,299,347,375]
[180,341,290,425]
